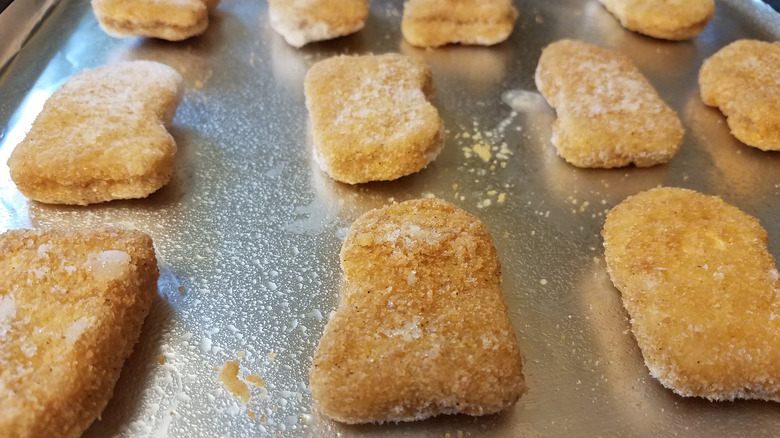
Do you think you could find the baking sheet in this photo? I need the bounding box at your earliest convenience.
[1,0,780,436]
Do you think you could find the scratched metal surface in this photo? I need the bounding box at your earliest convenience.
[1,0,779,436]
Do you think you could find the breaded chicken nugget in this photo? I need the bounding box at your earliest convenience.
[304,54,444,184]
[535,40,684,168]
[310,199,525,423]
[401,0,518,48]
[0,228,159,438]
[7,61,183,205]
[268,0,368,48]
[599,0,714,40]
[603,187,780,402]
[92,0,220,41]
[699,40,780,151]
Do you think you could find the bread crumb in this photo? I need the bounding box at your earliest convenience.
[218,360,250,403]
[246,374,265,387]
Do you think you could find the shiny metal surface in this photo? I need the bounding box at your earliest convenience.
[1,0,780,436]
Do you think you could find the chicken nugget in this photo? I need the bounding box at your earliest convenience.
[0,228,159,438]
[602,187,780,402]
[401,0,518,48]
[7,61,183,206]
[699,40,780,151]
[304,54,444,184]
[535,40,684,168]
[310,198,525,423]
[92,0,219,41]
[599,0,714,40]
[268,0,368,48]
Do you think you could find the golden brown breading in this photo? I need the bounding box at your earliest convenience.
[0,228,159,438]
[535,40,684,168]
[7,61,183,205]
[310,199,525,423]
[91,0,220,41]
[304,54,444,184]
[268,0,368,48]
[699,40,780,151]
[401,0,518,48]
[599,0,714,40]
[602,187,780,402]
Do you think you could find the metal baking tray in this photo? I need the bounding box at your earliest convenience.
[1,0,779,436]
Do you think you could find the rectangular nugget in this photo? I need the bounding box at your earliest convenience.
[535,40,684,168]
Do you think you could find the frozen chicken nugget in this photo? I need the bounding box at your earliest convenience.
[7,61,183,206]
[599,0,714,40]
[535,40,684,168]
[602,187,780,402]
[310,199,525,423]
[92,0,220,41]
[699,40,780,151]
[305,54,444,184]
[268,0,368,48]
[0,228,159,438]
[402,0,518,48]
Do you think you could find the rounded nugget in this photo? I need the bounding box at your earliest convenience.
[699,40,780,151]
[599,0,715,40]
[401,0,518,48]
[268,0,369,48]
[535,40,684,168]
[310,198,525,423]
[0,228,159,438]
[7,61,183,206]
[603,187,780,402]
[304,54,444,184]
[92,0,220,41]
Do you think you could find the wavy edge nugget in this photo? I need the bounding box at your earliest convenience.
[92,0,220,41]
[535,39,684,168]
[7,61,183,205]
[0,228,159,438]
[699,39,780,151]
[599,0,714,40]
[401,0,518,48]
[603,187,780,402]
[310,198,525,423]
[304,53,444,184]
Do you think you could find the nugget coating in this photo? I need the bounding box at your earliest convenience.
[603,187,780,402]
[599,0,714,40]
[268,0,368,48]
[699,40,780,151]
[310,199,525,423]
[92,0,219,41]
[304,54,444,184]
[7,61,183,205]
[402,0,518,48]
[0,229,159,438]
[535,40,684,168]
